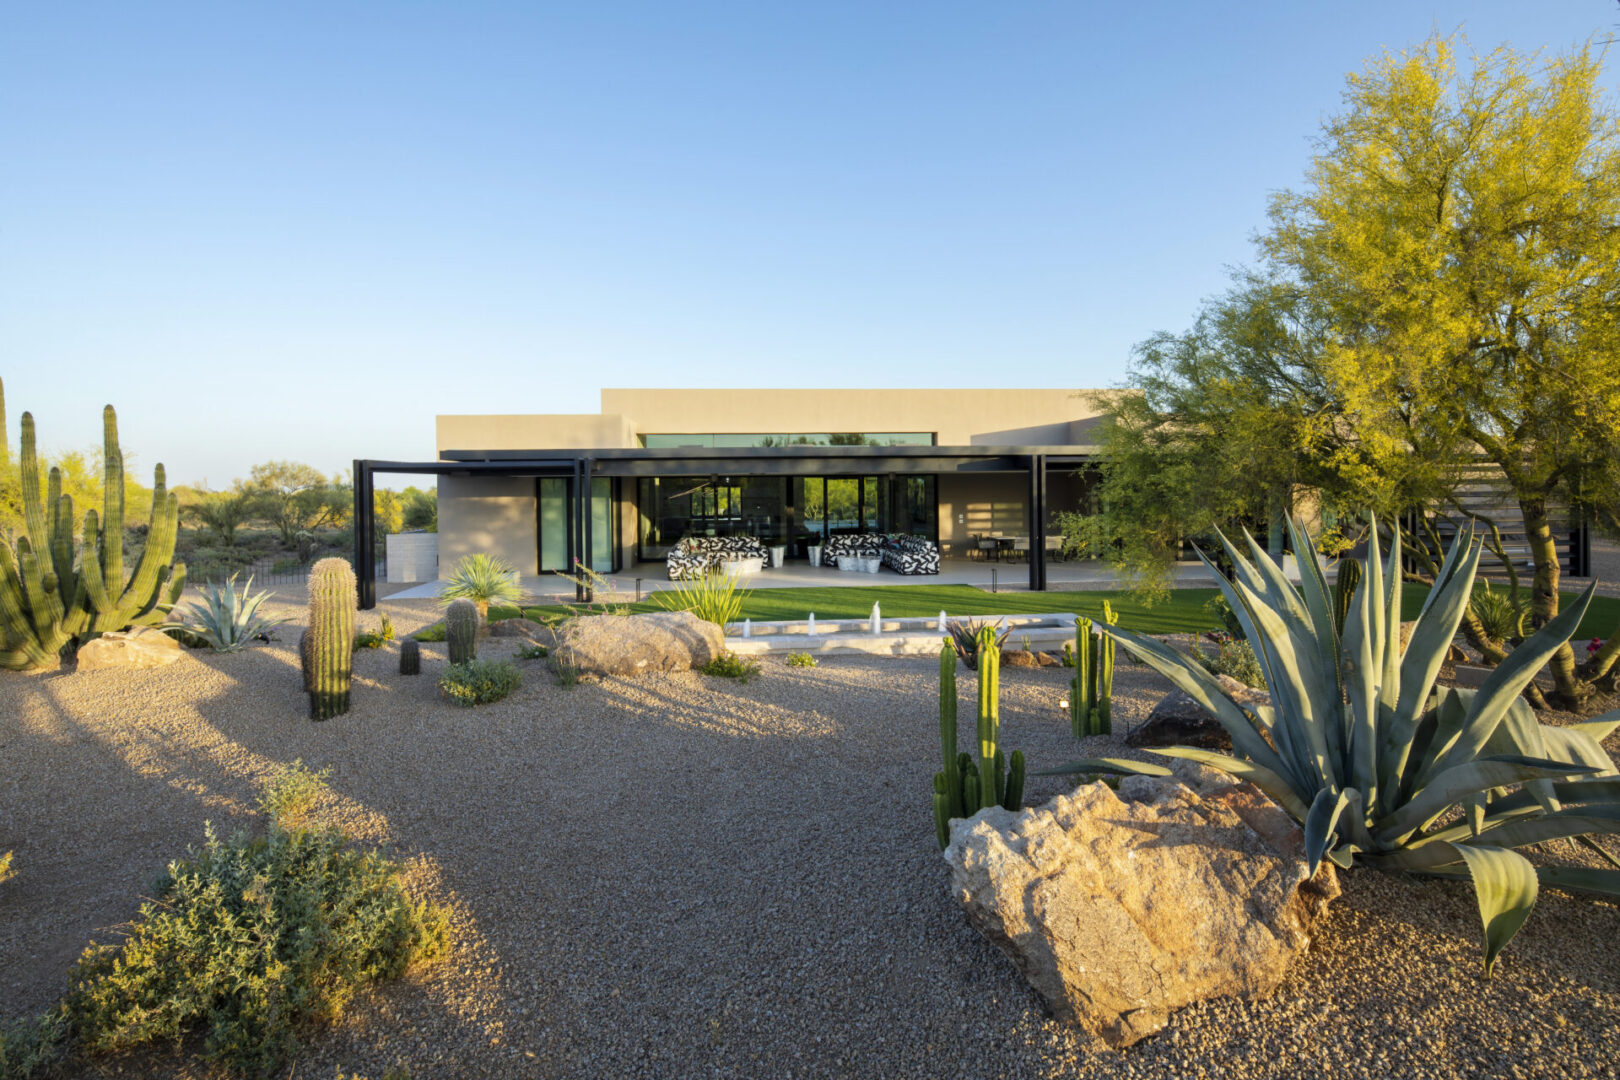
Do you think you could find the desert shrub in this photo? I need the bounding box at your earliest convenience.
[0,1011,69,1078]
[412,622,447,643]
[439,554,524,616]
[1202,593,1245,638]
[785,651,817,668]
[437,659,521,707]
[0,849,12,884]
[699,652,761,683]
[651,571,749,627]
[60,822,448,1077]
[269,556,303,575]
[257,759,331,832]
[552,661,582,688]
[378,614,395,643]
[1188,633,1265,689]
[516,643,548,660]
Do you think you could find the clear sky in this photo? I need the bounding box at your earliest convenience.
[2,1,1615,489]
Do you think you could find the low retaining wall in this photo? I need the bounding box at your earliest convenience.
[722,613,1082,657]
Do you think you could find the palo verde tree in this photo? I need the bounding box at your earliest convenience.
[1261,34,1620,708]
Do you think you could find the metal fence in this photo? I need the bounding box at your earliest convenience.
[188,554,386,588]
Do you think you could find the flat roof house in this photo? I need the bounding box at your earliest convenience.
[352,388,1110,607]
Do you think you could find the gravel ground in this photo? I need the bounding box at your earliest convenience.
[2,591,1618,1080]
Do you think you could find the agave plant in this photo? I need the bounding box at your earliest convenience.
[946,617,1010,671]
[439,553,525,618]
[1045,516,1619,975]
[180,574,289,652]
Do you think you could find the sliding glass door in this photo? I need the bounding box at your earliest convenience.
[537,477,615,573]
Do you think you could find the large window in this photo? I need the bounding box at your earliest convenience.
[537,477,615,573]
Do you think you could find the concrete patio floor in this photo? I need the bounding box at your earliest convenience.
[383,556,1224,603]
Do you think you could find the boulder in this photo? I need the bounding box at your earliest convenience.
[1036,651,1062,668]
[1126,673,1267,752]
[76,627,184,671]
[551,611,725,676]
[1000,649,1040,669]
[945,763,1339,1048]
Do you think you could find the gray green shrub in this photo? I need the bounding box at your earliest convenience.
[438,659,520,707]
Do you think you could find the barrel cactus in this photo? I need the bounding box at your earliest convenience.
[0,382,185,670]
[303,558,355,721]
[445,598,478,665]
[399,637,421,676]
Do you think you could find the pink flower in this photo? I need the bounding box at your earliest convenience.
[1588,637,1604,656]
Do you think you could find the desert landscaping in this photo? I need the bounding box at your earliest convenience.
[4,580,1618,1079]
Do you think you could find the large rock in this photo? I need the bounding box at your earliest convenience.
[76,627,184,671]
[1126,673,1268,751]
[551,611,725,676]
[944,763,1338,1048]
[488,617,551,645]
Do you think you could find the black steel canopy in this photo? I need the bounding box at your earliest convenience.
[352,443,1096,607]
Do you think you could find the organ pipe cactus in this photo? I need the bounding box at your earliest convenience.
[0,386,185,670]
[399,637,421,676]
[1333,557,1362,635]
[303,558,355,721]
[1070,602,1116,737]
[932,629,1026,849]
[1043,515,1620,976]
[445,598,478,665]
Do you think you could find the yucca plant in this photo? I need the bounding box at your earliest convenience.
[1044,515,1619,975]
[439,553,525,618]
[650,569,750,628]
[179,574,289,652]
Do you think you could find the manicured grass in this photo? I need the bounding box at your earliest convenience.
[500,585,1227,636]
[494,583,1620,642]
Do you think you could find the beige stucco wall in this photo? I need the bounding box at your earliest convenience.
[601,388,1104,446]
[437,414,637,455]
[436,475,537,573]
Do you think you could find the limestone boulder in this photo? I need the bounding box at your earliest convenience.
[76,627,184,671]
[551,611,725,676]
[1126,673,1268,752]
[1000,649,1040,669]
[488,617,552,647]
[944,763,1338,1048]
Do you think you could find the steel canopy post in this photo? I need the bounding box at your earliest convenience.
[354,460,377,609]
[582,457,595,603]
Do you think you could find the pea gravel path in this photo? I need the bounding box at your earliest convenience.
[1,591,1617,1079]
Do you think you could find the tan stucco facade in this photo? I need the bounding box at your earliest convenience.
[434,388,1106,573]
[438,388,1105,454]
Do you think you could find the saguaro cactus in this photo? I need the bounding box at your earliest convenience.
[399,637,422,675]
[932,627,1025,849]
[304,558,355,720]
[0,384,185,670]
[1070,601,1116,738]
[445,598,478,665]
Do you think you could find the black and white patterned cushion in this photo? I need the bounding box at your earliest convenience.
[881,534,940,575]
[666,536,771,579]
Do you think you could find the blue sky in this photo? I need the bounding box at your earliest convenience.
[2,1,1615,488]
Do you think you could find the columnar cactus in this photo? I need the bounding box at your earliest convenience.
[0,383,185,670]
[1333,557,1363,634]
[932,627,1025,849]
[304,558,355,720]
[1070,602,1116,737]
[399,637,421,675]
[445,598,478,665]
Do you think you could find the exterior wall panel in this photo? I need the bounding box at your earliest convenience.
[437,475,538,573]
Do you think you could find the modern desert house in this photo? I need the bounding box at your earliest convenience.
[352,388,1109,606]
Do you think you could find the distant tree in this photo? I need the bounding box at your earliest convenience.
[246,461,350,547]
[400,485,437,532]
[374,489,403,537]
[1261,34,1620,706]
[186,488,250,546]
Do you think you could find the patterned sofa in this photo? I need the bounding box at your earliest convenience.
[666,536,772,580]
[822,533,939,575]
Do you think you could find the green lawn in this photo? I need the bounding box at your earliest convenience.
[495,582,1619,642]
